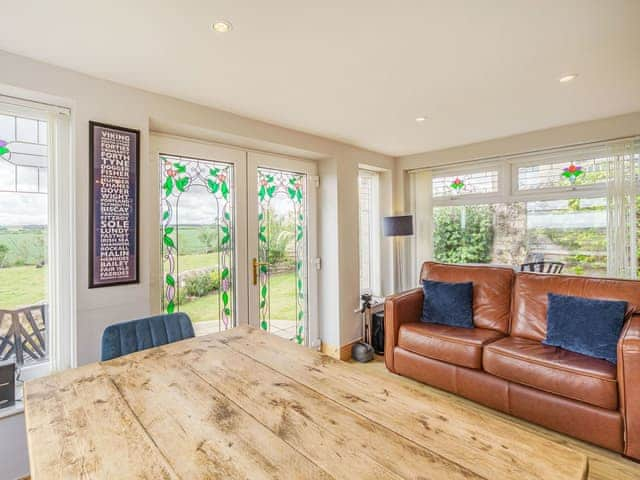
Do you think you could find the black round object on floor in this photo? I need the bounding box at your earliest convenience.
[351,342,374,362]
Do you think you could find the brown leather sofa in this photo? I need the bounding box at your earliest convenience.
[385,261,640,458]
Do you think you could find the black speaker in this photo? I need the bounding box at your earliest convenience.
[0,362,15,410]
[372,312,385,354]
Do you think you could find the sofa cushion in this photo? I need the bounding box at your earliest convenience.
[398,322,504,369]
[544,293,626,364]
[511,272,640,342]
[421,279,474,328]
[420,262,514,333]
[483,336,618,410]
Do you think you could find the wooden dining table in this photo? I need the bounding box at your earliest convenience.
[24,326,588,479]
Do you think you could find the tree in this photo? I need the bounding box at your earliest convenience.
[433,205,494,264]
[197,228,217,253]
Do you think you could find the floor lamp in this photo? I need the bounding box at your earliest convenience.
[383,215,414,292]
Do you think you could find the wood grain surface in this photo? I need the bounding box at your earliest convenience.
[25,326,591,479]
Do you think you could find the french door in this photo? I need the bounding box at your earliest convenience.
[150,135,317,346]
[247,152,318,346]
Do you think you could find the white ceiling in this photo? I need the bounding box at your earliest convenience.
[1,1,639,156]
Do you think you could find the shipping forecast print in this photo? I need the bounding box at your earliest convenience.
[91,124,138,286]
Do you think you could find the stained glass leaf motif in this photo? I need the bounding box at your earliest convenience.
[0,139,9,157]
[163,176,174,196]
[163,235,175,248]
[175,177,189,192]
[207,178,219,193]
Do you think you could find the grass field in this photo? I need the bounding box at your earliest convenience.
[180,271,296,323]
[0,264,46,310]
[0,251,296,324]
[0,227,47,268]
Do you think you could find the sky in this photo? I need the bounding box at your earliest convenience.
[0,192,47,226]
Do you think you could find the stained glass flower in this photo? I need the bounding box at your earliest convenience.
[450,177,464,192]
[562,163,584,185]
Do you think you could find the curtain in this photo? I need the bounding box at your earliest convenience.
[607,140,638,279]
[46,109,76,372]
[412,170,433,284]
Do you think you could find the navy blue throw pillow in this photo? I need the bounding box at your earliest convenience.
[544,293,627,364]
[421,280,474,328]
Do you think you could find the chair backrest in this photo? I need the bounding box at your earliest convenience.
[520,261,564,274]
[101,312,195,361]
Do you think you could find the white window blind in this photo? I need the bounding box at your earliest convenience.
[358,170,381,294]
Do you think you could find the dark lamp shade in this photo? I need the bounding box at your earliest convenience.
[383,215,413,237]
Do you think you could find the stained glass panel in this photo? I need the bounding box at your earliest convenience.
[432,170,499,198]
[257,168,308,344]
[517,157,608,191]
[160,155,235,335]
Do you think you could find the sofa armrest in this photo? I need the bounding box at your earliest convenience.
[618,315,640,459]
[384,288,423,372]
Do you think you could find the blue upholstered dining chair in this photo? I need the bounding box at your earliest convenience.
[100,312,195,361]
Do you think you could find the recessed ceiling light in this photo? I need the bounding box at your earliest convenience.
[559,74,578,83]
[415,116,426,123]
[212,20,233,33]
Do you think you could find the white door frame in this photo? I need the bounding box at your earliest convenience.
[149,134,249,325]
[247,151,319,346]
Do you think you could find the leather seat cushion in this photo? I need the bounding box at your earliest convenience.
[398,322,504,369]
[484,336,618,410]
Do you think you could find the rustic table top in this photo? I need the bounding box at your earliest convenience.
[24,326,588,479]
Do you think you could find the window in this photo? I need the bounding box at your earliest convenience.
[0,98,74,381]
[415,138,640,278]
[0,111,49,371]
[359,170,381,294]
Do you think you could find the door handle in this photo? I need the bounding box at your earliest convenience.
[252,258,269,285]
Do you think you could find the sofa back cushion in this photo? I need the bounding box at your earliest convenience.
[511,272,640,341]
[419,262,514,333]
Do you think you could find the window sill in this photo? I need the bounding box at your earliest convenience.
[0,400,24,420]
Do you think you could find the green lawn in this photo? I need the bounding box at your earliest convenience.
[180,271,296,323]
[0,250,296,326]
[0,265,46,310]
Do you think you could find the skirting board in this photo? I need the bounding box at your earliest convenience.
[321,340,358,361]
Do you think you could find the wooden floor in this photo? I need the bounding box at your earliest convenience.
[24,326,640,479]
[358,355,640,480]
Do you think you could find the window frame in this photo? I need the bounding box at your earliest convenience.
[358,169,382,295]
[0,96,76,383]
[411,137,640,278]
